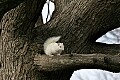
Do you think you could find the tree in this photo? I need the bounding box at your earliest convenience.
[0,0,120,80]
[0,0,46,80]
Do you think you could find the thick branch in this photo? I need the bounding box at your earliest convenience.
[34,0,120,54]
[34,54,120,72]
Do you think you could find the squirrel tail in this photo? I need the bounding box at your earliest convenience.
[43,36,61,52]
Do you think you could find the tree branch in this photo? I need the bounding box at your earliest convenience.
[34,54,120,72]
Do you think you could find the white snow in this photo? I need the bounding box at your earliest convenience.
[42,0,55,24]
[70,69,120,80]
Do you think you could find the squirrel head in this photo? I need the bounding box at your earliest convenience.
[58,43,64,50]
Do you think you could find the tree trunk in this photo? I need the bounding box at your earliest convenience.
[0,0,46,80]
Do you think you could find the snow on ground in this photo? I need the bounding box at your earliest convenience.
[70,69,120,80]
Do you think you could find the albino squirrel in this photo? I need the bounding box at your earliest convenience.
[43,36,64,56]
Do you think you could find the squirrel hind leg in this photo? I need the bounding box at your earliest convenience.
[46,51,55,56]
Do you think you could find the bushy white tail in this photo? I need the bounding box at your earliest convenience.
[43,36,61,52]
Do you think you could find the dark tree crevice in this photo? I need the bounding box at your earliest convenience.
[91,42,120,54]
[0,0,24,21]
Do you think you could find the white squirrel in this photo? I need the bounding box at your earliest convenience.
[43,36,64,56]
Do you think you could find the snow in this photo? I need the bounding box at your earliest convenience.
[70,69,120,80]
[96,27,120,44]
[42,0,55,24]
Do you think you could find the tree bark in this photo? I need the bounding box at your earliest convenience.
[0,0,46,80]
[34,54,120,71]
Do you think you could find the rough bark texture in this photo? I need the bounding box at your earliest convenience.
[0,0,46,80]
[0,0,120,80]
[34,54,120,71]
